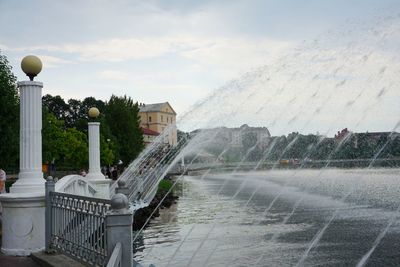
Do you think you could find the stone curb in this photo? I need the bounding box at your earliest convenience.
[31,252,86,267]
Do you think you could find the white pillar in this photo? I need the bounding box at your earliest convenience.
[0,80,45,255]
[86,122,102,178]
[11,81,44,193]
[85,122,111,198]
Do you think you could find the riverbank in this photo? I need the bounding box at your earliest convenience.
[132,177,179,230]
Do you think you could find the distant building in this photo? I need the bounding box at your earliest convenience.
[191,124,271,148]
[335,128,399,148]
[230,124,271,148]
[139,102,177,146]
[334,128,352,143]
[141,127,160,145]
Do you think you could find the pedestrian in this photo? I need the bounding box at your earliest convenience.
[50,159,56,177]
[0,168,6,194]
[80,169,87,177]
[112,166,118,180]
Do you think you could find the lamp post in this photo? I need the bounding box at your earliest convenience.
[85,107,111,198]
[86,107,102,179]
[11,55,45,193]
[0,55,46,255]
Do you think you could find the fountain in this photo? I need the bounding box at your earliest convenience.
[128,11,400,267]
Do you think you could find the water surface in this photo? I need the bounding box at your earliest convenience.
[133,168,400,266]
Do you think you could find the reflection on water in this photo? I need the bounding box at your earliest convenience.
[133,169,400,266]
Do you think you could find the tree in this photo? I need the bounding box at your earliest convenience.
[43,94,118,168]
[63,128,88,169]
[69,97,107,132]
[42,110,67,164]
[105,95,144,166]
[100,134,115,166]
[42,109,88,169]
[66,98,83,129]
[0,52,19,170]
[42,94,69,123]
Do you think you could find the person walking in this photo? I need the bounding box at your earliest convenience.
[79,169,87,177]
[111,166,118,180]
[0,168,6,194]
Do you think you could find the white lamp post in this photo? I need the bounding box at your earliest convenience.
[0,55,46,255]
[85,107,111,198]
[86,107,102,179]
[11,55,45,193]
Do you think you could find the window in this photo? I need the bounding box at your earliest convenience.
[149,116,152,122]
[161,115,163,122]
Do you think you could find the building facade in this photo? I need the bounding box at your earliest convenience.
[139,102,177,146]
[191,124,271,148]
[141,127,160,145]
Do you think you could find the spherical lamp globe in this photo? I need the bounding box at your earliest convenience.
[88,107,100,118]
[21,55,42,81]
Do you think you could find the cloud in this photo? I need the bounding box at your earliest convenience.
[181,37,292,75]
[35,55,72,68]
[1,35,292,81]
[99,70,129,81]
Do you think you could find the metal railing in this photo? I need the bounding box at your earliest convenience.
[110,125,189,202]
[46,177,112,266]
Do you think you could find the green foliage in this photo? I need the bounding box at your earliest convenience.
[42,111,67,163]
[201,130,400,167]
[42,94,69,123]
[43,93,146,169]
[100,134,115,166]
[63,128,88,168]
[43,94,121,168]
[158,179,173,191]
[0,52,19,169]
[105,95,144,166]
[42,110,88,169]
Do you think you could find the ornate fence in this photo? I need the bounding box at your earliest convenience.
[45,177,133,267]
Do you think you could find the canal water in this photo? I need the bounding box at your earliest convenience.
[133,169,400,266]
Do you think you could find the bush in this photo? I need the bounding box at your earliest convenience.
[158,179,173,192]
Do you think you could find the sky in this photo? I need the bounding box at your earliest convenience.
[1,0,400,135]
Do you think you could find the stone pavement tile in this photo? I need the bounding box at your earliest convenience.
[0,253,40,267]
[31,252,86,267]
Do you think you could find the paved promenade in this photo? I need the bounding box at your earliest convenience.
[0,253,40,267]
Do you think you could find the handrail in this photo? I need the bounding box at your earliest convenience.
[47,189,111,266]
[56,175,98,197]
[106,242,122,267]
[111,131,189,210]
[52,191,111,204]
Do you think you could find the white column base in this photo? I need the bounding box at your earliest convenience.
[0,193,45,256]
[89,178,112,199]
[9,176,45,194]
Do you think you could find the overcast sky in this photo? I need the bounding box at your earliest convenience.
[1,0,399,134]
